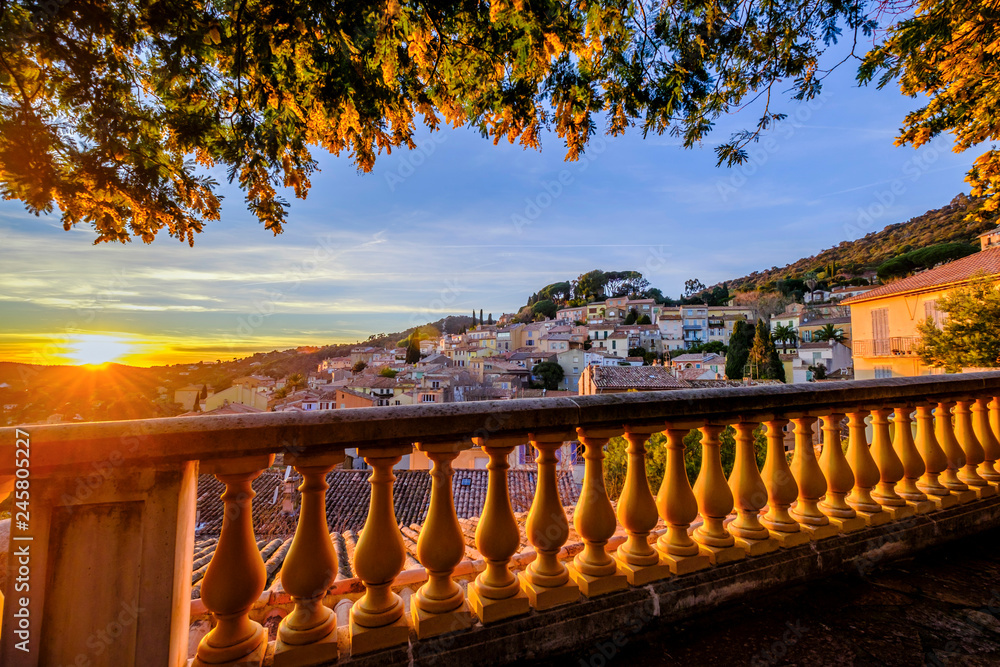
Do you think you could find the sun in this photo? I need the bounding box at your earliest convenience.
[65,334,134,367]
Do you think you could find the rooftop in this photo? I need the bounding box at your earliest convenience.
[844,246,1000,304]
[587,365,691,390]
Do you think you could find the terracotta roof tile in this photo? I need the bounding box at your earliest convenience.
[844,248,1000,303]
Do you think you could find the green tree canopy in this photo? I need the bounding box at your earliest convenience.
[5,0,998,243]
[812,323,846,343]
[917,277,1000,372]
[725,319,754,379]
[531,299,558,319]
[531,361,564,390]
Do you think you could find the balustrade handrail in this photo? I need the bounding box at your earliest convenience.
[5,372,1000,475]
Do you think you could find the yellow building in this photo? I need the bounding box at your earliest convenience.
[845,229,1000,379]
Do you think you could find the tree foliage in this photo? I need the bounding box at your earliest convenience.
[876,242,978,282]
[532,361,564,390]
[812,323,846,343]
[917,277,1000,372]
[4,0,1000,243]
[725,319,755,379]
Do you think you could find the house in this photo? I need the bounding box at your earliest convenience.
[845,228,1000,378]
[202,383,270,412]
[173,384,207,411]
[669,353,727,377]
[556,305,585,323]
[578,365,691,395]
[793,341,853,383]
[799,315,852,344]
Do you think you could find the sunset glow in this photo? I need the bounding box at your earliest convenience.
[65,334,135,366]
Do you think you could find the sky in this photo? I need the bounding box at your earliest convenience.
[0,43,987,367]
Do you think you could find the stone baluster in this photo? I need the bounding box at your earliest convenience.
[411,441,474,638]
[869,408,914,520]
[194,455,275,667]
[615,426,671,583]
[728,419,778,555]
[845,410,890,526]
[275,452,344,666]
[914,404,958,509]
[991,398,1000,447]
[954,398,997,499]
[568,428,627,596]
[973,398,1000,484]
[892,407,935,514]
[349,445,411,655]
[520,431,580,609]
[692,423,745,563]
[468,436,530,624]
[936,400,977,503]
[760,418,809,547]
[656,425,711,573]
[789,415,839,540]
[817,413,865,532]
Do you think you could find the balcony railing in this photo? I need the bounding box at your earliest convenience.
[4,373,1000,665]
[853,336,921,357]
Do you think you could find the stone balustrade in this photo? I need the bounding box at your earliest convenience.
[5,373,1000,665]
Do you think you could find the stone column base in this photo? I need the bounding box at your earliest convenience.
[517,572,580,610]
[906,498,937,514]
[696,542,746,565]
[660,551,712,575]
[879,504,916,520]
[468,584,530,625]
[854,509,892,527]
[923,493,959,510]
[410,599,474,640]
[799,523,840,541]
[612,555,673,585]
[567,564,629,597]
[970,484,998,500]
[191,631,269,667]
[767,529,811,548]
[733,535,780,557]
[349,611,409,656]
[274,627,339,667]
[827,515,866,533]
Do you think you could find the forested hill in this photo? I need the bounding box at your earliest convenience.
[727,194,997,290]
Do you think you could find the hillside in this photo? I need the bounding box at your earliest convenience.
[727,194,997,290]
[0,314,474,425]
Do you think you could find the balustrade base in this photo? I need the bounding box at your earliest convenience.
[799,523,840,541]
[697,543,745,565]
[567,564,629,597]
[947,488,979,503]
[922,493,960,510]
[826,515,866,533]
[518,572,580,610]
[733,535,779,557]
[879,504,916,520]
[853,509,891,527]
[906,498,937,514]
[349,611,410,655]
[411,599,475,639]
[612,555,673,586]
[767,529,811,548]
[274,628,339,667]
[191,633,269,667]
[979,483,1000,499]
[468,584,531,624]
[660,551,712,575]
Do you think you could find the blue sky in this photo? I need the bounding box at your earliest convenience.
[0,47,985,366]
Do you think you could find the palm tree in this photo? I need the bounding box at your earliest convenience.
[812,324,846,343]
[772,323,798,350]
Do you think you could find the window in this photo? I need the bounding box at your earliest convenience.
[924,300,945,327]
[421,394,436,402]
[872,308,890,355]
[874,365,893,379]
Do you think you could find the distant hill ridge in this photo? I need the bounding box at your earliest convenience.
[725,194,997,290]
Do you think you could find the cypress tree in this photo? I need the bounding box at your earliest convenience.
[480,309,484,325]
[405,335,421,364]
[725,320,754,379]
